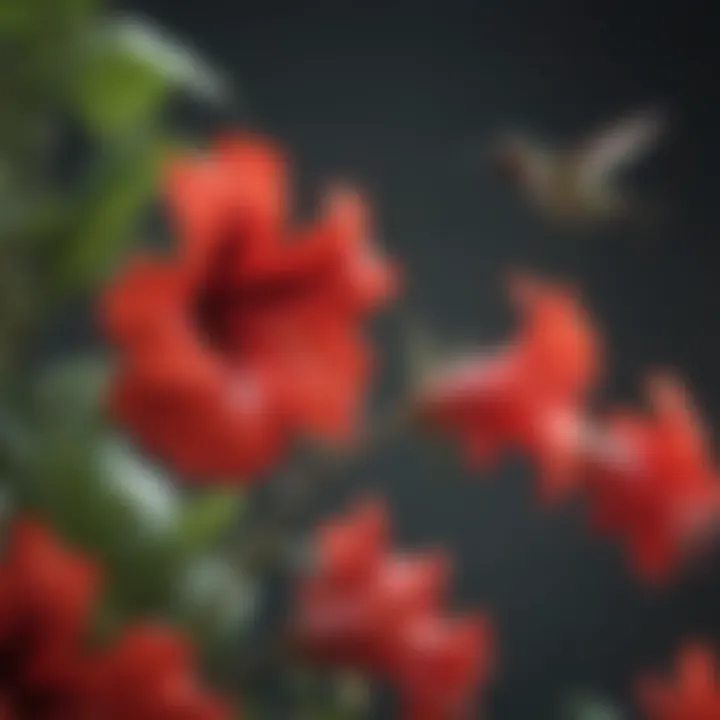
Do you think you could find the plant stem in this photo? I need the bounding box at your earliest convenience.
[239,401,412,575]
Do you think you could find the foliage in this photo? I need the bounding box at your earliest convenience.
[0,0,247,713]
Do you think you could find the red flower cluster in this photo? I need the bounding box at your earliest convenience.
[0,519,229,720]
[102,135,398,481]
[414,272,602,501]
[0,519,98,718]
[413,272,720,582]
[581,375,720,582]
[639,644,720,720]
[291,499,493,719]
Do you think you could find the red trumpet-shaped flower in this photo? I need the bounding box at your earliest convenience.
[293,501,448,671]
[0,519,231,720]
[414,273,602,500]
[78,626,230,720]
[291,499,493,719]
[102,135,399,482]
[0,519,98,719]
[639,644,720,720]
[582,374,720,581]
[292,500,396,667]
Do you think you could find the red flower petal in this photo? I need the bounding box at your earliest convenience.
[639,644,720,720]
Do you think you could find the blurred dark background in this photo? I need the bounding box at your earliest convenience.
[125,0,720,717]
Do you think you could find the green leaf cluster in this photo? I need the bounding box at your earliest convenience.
[0,0,246,707]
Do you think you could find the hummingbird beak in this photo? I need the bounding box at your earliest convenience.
[491,149,525,184]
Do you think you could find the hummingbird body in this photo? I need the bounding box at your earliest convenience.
[491,109,664,229]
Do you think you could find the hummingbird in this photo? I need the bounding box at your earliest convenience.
[489,108,666,230]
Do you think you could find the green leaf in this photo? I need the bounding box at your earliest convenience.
[98,437,180,538]
[30,434,135,553]
[180,491,245,556]
[565,696,624,720]
[176,554,258,651]
[0,197,72,248]
[107,15,227,100]
[61,0,101,28]
[0,0,99,37]
[76,13,227,136]
[18,422,247,645]
[0,1,32,35]
[0,405,38,493]
[77,44,168,136]
[51,132,165,291]
[34,356,110,431]
[287,669,373,720]
[95,444,250,643]
[26,433,180,607]
[332,673,373,719]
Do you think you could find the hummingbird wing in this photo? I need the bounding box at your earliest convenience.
[573,108,666,191]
